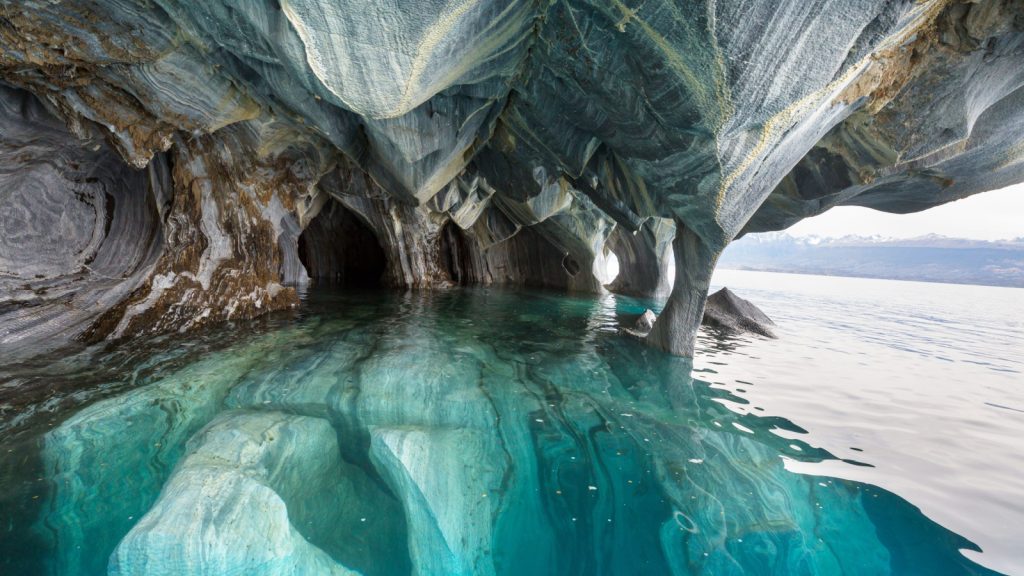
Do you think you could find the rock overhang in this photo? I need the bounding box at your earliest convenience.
[1,0,1022,356]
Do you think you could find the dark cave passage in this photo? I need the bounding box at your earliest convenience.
[439,221,473,285]
[298,201,386,287]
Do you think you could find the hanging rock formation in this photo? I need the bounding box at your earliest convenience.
[1,0,1023,357]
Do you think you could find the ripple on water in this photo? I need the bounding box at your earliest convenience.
[0,281,1019,575]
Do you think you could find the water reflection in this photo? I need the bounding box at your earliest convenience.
[0,288,1003,575]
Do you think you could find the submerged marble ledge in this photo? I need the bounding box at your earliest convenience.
[1,0,1023,358]
[10,289,997,576]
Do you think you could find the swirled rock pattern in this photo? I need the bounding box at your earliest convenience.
[0,85,163,356]
[1,0,1023,356]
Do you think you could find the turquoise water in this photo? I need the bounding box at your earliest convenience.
[0,274,1020,575]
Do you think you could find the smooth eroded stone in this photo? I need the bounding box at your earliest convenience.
[225,339,366,417]
[38,342,286,576]
[12,290,989,575]
[369,427,502,576]
[109,410,395,576]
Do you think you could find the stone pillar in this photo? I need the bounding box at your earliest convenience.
[645,223,721,357]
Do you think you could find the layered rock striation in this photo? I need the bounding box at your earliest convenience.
[1,0,1023,356]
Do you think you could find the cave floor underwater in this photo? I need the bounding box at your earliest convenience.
[1,280,1018,576]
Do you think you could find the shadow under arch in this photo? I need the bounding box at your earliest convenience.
[439,220,474,285]
[298,199,386,287]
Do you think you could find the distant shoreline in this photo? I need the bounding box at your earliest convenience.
[718,234,1024,289]
[715,266,1024,290]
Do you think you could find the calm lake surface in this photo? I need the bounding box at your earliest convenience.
[0,270,1021,575]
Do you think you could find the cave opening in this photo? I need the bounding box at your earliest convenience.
[439,221,473,285]
[594,249,621,286]
[298,201,386,288]
[561,253,581,276]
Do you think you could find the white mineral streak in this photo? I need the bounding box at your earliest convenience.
[112,272,178,339]
[195,185,232,291]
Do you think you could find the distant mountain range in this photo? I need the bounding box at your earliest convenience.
[719,233,1024,288]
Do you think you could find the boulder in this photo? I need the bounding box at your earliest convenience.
[702,288,777,339]
[636,309,658,333]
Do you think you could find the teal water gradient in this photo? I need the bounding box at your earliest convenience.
[0,285,1010,575]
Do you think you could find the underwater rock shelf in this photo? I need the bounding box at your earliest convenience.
[1,2,1023,357]
[21,291,997,576]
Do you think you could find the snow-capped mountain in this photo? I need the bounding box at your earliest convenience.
[720,233,1024,287]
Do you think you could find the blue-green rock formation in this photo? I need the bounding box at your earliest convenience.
[2,0,1023,357]
[108,410,404,576]
[20,290,998,575]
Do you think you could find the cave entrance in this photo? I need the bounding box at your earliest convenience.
[298,201,386,287]
[439,221,473,285]
[594,249,620,285]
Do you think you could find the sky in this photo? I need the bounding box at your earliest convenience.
[784,182,1024,241]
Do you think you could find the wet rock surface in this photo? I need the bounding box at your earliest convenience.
[635,309,658,333]
[1,0,1023,356]
[624,288,775,341]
